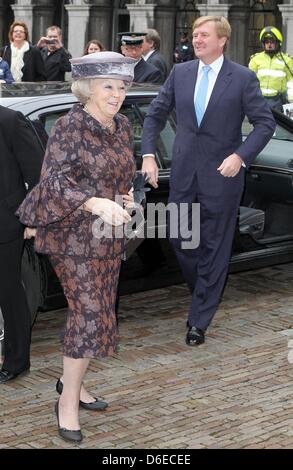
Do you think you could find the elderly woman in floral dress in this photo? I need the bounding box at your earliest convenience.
[17,51,136,443]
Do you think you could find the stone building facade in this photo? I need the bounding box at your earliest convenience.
[0,0,293,69]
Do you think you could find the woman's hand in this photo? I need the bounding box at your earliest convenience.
[24,227,37,239]
[91,197,131,226]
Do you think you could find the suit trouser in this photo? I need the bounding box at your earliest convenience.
[169,169,244,331]
[0,236,31,373]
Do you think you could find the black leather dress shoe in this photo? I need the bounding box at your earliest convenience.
[56,379,108,411]
[186,326,205,346]
[0,368,29,384]
[55,400,83,443]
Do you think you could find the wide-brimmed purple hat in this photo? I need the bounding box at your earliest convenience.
[70,51,135,84]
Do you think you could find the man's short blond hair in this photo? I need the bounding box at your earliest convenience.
[193,16,231,44]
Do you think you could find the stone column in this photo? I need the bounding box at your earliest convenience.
[65,1,91,58]
[89,1,113,50]
[278,1,293,56]
[196,1,231,18]
[33,2,55,44]
[126,2,156,31]
[229,4,250,65]
[11,1,34,41]
[155,3,176,70]
[0,1,5,45]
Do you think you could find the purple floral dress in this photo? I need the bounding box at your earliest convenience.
[17,103,136,358]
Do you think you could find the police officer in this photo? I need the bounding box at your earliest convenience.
[173,32,194,64]
[249,26,293,112]
[119,32,162,84]
[288,80,293,104]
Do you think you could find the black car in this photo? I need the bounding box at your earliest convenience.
[1,82,293,315]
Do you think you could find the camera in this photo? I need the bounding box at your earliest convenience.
[45,39,57,45]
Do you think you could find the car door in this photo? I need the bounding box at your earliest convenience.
[230,114,293,272]
[119,98,180,292]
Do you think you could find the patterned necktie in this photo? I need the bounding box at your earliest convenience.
[194,64,211,125]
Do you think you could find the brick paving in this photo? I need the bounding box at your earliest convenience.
[1,263,293,449]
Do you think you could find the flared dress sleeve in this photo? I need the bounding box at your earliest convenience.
[16,115,96,227]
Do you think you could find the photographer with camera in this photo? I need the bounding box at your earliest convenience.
[37,26,72,81]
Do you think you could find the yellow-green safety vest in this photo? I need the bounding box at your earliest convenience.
[249,51,293,98]
[287,79,293,103]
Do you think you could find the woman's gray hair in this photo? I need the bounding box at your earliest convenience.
[71,79,92,104]
[71,78,131,104]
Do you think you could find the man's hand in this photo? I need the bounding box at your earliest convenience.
[36,36,62,50]
[217,153,243,177]
[36,36,49,48]
[142,156,159,188]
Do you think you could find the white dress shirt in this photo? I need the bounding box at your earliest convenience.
[143,50,155,61]
[194,55,224,111]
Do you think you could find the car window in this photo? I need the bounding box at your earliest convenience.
[157,120,175,168]
[42,112,67,136]
[273,125,293,141]
[138,103,176,169]
[242,118,293,142]
[242,116,293,168]
[40,104,148,171]
[120,104,144,170]
[30,110,70,149]
[29,98,176,170]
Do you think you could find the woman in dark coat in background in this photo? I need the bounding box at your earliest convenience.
[0,21,45,82]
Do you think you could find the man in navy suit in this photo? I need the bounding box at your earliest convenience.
[141,16,276,346]
[142,29,168,84]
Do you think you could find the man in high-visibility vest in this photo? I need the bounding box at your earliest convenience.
[288,79,293,103]
[249,26,293,111]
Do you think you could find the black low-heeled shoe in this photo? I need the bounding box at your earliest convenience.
[0,367,30,384]
[186,326,205,346]
[54,399,83,443]
[56,379,108,411]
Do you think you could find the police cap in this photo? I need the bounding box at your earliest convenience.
[118,32,146,46]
